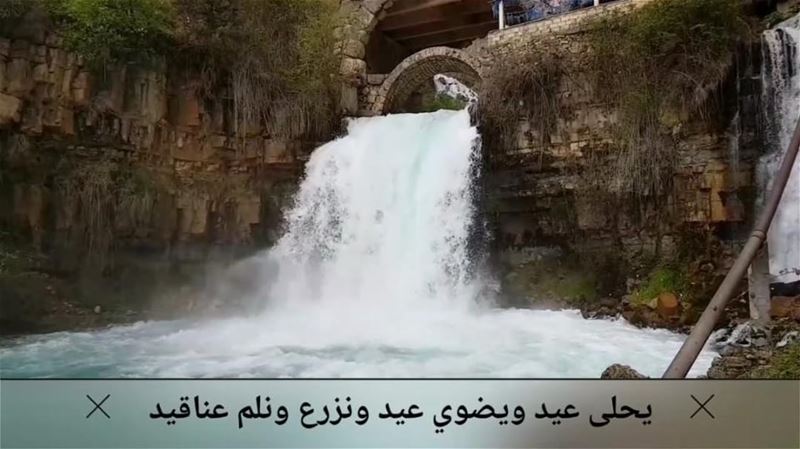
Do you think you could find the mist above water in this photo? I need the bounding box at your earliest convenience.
[0,110,716,378]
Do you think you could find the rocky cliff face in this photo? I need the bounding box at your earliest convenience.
[0,19,315,331]
[470,18,766,312]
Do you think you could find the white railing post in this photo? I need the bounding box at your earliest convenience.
[594,0,600,5]
[748,243,772,324]
[498,0,505,30]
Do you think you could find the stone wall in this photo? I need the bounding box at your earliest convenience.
[487,0,651,47]
[472,0,761,281]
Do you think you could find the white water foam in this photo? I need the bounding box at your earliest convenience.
[760,13,800,283]
[0,110,716,378]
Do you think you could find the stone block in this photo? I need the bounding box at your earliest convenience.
[264,139,292,164]
[0,39,9,59]
[362,0,385,14]
[6,58,32,95]
[59,106,75,135]
[71,71,91,106]
[9,40,29,59]
[172,89,202,128]
[341,84,359,115]
[236,196,261,225]
[0,92,21,126]
[32,62,47,82]
[342,39,366,59]
[350,6,374,29]
[340,57,366,84]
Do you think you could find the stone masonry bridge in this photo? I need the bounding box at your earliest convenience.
[335,0,654,116]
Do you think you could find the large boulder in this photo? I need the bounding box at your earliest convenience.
[601,364,648,379]
[657,292,680,319]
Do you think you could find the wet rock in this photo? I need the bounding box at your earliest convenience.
[719,322,771,348]
[706,319,800,378]
[771,296,800,320]
[707,346,776,379]
[707,354,752,379]
[709,327,731,346]
[656,292,680,319]
[598,297,620,309]
[601,364,648,379]
[0,92,22,125]
[777,331,798,349]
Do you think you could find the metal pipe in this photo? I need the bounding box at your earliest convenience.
[663,116,800,378]
[498,0,505,30]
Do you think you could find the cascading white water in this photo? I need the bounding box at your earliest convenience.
[759,13,800,283]
[265,109,484,314]
[0,109,717,378]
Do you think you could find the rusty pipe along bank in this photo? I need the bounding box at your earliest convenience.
[663,116,800,379]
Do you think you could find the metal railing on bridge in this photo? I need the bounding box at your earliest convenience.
[491,0,620,30]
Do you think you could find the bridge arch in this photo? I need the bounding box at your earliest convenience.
[335,0,492,114]
[372,47,482,114]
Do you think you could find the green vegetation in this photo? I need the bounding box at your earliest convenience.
[752,343,800,379]
[116,166,172,231]
[10,0,341,140]
[172,0,341,140]
[480,0,747,204]
[479,43,566,152]
[47,0,174,69]
[0,0,32,19]
[587,0,747,201]
[418,94,468,113]
[53,160,170,266]
[631,265,688,305]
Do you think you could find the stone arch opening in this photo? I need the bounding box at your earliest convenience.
[373,47,481,114]
[335,0,493,113]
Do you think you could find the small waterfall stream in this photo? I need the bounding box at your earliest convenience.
[759,13,800,283]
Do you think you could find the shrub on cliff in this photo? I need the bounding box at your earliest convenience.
[172,0,341,140]
[0,0,32,19]
[46,0,175,68]
[29,0,340,140]
[478,43,566,154]
[587,0,748,201]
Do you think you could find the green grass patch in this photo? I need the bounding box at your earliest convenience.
[752,343,800,379]
[418,95,468,113]
[46,0,174,69]
[631,266,688,305]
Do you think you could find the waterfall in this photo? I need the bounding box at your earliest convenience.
[759,13,800,283]
[263,109,487,314]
